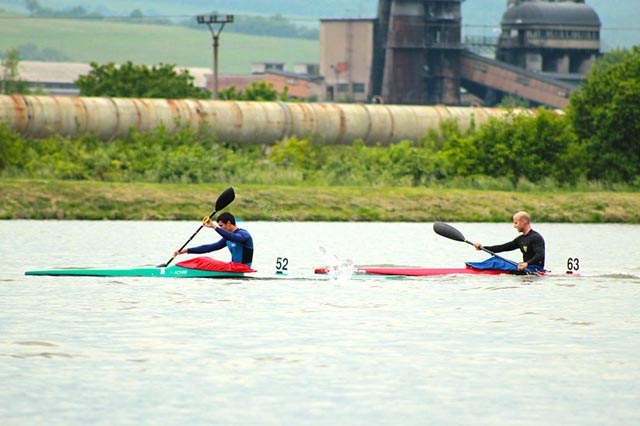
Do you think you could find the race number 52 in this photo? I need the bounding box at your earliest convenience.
[276,257,289,272]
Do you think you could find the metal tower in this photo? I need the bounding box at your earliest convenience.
[370,0,463,105]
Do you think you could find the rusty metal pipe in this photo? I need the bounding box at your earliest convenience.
[0,95,519,145]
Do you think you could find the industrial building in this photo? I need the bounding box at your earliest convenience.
[498,0,601,77]
[323,0,601,107]
[319,18,375,103]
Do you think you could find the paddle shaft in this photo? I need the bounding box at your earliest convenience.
[160,187,235,268]
[460,239,521,268]
[162,210,219,268]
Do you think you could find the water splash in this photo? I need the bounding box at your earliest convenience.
[317,245,356,279]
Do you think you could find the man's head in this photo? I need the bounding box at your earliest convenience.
[216,212,237,232]
[216,212,236,225]
[512,211,531,233]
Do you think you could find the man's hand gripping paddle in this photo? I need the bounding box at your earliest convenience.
[157,187,235,268]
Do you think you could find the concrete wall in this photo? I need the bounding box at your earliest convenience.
[320,19,375,102]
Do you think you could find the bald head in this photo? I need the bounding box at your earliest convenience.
[513,211,531,224]
[513,211,532,234]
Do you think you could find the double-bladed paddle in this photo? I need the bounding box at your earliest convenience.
[158,187,236,268]
[433,221,535,274]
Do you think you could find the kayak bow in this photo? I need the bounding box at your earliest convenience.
[25,256,255,278]
[25,265,249,278]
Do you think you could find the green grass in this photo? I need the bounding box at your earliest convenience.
[2,179,640,223]
[0,15,318,72]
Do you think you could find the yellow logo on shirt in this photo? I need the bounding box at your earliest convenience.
[523,246,528,253]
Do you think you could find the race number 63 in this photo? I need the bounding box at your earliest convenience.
[566,257,580,271]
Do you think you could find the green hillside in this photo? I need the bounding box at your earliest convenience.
[0,15,318,72]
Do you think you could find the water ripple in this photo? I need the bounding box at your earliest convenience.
[14,341,59,347]
[11,352,76,359]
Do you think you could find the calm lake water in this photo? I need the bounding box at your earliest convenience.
[1,220,639,426]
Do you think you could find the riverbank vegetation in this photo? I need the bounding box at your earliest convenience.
[1,48,638,222]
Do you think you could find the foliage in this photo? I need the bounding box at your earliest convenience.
[0,123,272,183]
[497,95,531,109]
[218,81,288,101]
[567,47,640,183]
[433,109,582,186]
[1,47,30,94]
[75,61,211,99]
[0,124,27,170]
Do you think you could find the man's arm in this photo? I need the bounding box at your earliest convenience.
[484,239,518,253]
[215,227,251,244]
[187,239,226,254]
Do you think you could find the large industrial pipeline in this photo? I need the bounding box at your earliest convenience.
[0,95,520,145]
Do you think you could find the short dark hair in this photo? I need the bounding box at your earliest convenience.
[216,212,236,225]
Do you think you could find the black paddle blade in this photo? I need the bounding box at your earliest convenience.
[433,222,466,242]
[214,187,235,215]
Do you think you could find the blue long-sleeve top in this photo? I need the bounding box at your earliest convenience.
[187,227,254,266]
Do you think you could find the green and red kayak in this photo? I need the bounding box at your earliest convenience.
[25,265,250,278]
[25,257,256,279]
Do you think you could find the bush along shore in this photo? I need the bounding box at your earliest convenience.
[1,179,639,223]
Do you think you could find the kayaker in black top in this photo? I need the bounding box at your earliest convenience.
[473,211,545,272]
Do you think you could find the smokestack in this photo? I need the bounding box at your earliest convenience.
[368,0,392,100]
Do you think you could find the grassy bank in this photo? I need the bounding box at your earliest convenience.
[2,179,639,223]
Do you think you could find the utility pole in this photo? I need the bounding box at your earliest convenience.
[197,14,234,100]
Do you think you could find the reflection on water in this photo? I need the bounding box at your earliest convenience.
[1,221,639,426]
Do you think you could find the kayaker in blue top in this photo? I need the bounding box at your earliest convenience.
[173,212,254,266]
[473,211,545,272]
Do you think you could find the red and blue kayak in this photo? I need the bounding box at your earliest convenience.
[314,266,537,277]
